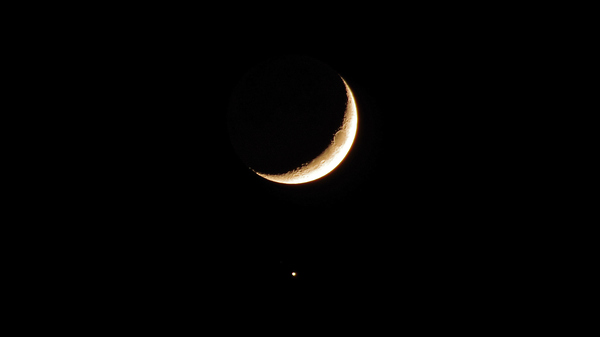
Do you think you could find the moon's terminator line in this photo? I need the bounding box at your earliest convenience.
[252,77,358,184]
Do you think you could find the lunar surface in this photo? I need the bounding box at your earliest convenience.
[252,77,358,184]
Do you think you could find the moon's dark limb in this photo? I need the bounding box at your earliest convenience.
[228,55,348,175]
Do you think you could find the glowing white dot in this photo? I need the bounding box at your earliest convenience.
[291,272,297,277]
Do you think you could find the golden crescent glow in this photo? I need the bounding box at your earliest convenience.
[252,77,358,184]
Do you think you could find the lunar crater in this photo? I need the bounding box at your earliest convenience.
[228,56,357,183]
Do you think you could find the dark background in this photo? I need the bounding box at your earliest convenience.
[36,6,552,321]
[110,40,515,300]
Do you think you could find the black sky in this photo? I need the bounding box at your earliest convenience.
[142,44,510,294]
[68,9,538,317]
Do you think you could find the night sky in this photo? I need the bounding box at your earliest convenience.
[121,46,513,304]
[64,11,536,321]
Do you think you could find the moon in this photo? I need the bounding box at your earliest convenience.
[252,77,358,184]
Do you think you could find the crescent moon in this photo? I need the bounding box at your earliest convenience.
[252,77,358,184]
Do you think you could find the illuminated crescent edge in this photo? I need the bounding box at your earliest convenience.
[252,76,358,184]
